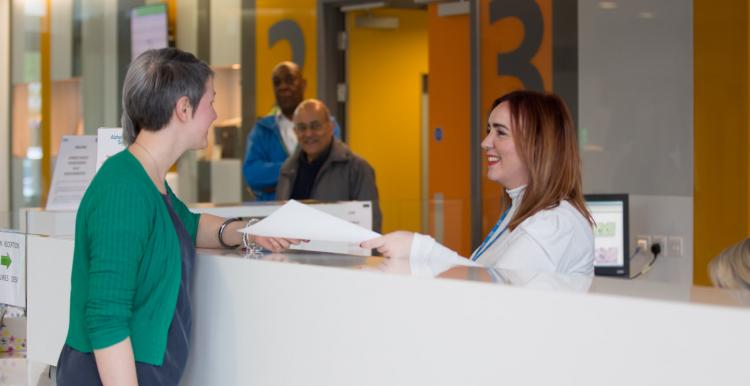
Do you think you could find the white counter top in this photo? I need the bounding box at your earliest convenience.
[206,248,749,309]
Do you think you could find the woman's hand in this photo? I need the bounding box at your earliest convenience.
[360,231,415,259]
[252,236,304,253]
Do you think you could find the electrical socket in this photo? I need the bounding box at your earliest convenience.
[652,235,667,256]
[667,236,683,258]
[635,235,651,254]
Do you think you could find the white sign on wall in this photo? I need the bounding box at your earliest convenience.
[96,128,125,171]
[0,231,25,308]
[46,135,97,211]
[131,4,168,61]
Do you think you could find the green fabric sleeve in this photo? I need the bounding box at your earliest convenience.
[84,183,153,350]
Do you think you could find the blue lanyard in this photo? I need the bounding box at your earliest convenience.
[472,208,511,261]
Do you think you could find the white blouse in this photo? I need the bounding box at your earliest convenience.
[409,185,594,276]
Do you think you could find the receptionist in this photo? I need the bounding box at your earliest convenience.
[362,91,595,275]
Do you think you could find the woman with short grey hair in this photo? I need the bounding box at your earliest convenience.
[56,48,299,386]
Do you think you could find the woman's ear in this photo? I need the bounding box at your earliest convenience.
[175,96,193,122]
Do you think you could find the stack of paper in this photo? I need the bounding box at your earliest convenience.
[239,200,381,247]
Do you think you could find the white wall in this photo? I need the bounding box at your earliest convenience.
[579,0,694,284]
[629,195,693,284]
[0,0,9,220]
[210,0,241,66]
[176,0,198,54]
[51,0,73,81]
[10,0,34,85]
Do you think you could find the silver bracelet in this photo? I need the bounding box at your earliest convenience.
[218,217,243,249]
[242,218,263,257]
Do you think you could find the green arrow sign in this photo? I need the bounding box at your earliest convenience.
[1,254,11,269]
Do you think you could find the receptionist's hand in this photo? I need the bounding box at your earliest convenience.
[252,236,303,253]
[360,231,414,259]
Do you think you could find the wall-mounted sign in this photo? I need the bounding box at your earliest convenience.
[0,231,25,308]
[131,3,169,61]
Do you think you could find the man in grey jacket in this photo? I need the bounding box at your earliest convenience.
[275,99,382,232]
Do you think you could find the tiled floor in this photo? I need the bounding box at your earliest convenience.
[0,353,54,386]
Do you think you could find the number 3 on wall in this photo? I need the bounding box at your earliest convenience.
[489,0,544,92]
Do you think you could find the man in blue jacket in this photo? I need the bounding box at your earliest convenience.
[243,61,339,200]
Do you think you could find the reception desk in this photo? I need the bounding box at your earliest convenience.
[20,200,374,256]
[25,234,750,386]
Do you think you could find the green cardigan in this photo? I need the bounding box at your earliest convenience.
[65,149,200,366]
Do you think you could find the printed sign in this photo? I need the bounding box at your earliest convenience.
[96,128,125,171]
[0,231,25,308]
[46,135,97,211]
[131,4,168,61]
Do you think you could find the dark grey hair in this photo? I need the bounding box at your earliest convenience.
[121,48,213,144]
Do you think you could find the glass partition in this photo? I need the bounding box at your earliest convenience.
[11,0,44,211]
[4,0,748,288]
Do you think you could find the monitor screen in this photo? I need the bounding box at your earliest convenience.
[585,194,629,277]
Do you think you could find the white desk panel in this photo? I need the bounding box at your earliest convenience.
[182,251,749,386]
[26,235,74,366]
[25,237,750,386]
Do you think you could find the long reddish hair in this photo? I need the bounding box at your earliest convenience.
[492,90,593,230]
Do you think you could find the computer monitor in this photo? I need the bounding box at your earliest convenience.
[584,194,629,277]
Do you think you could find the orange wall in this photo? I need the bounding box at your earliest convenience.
[693,0,750,285]
[256,0,318,117]
[347,8,428,233]
[479,0,553,236]
[427,5,471,255]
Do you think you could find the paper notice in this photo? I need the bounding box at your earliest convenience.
[46,135,97,211]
